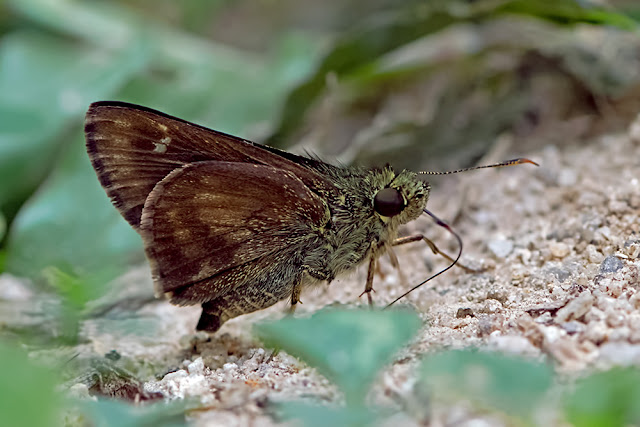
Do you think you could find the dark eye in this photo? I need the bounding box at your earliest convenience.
[374,187,405,217]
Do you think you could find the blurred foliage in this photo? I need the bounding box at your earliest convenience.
[256,307,421,425]
[564,367,640,427]
[0,1,639,425]
[257,309,640,426]
[256,307,421,407]
[419,349,553,421]
[78,399,188,427]
[0,341,61,427]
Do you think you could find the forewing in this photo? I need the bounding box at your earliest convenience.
[140,161,328,301]
[85,101,330,230]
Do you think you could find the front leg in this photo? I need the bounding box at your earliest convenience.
[393,234,481,273]
[359,253,376,306]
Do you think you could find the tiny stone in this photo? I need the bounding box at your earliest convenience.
[599,342,640,366]
[547,266,571,282]
[488,238,513,258]
[187,357,205,375]
[487,289,508,303]
[555,291,593,323]
[549,242,570,258]
[608,199,629,213]
[594,226,613,242]
[586,245,604,263]
[541,325,565,344]
[600,255,623,273]
[163,369,188,382]
[456,307,474,318]
[480,299,503,314]
[223,362,238,371]
[561,321,585,335]
[488,335,539,356]
[584,321,608,344]
[557,169,577,186]
[609,327,631,342]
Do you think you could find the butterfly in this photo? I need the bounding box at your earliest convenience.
[85,101,535,331]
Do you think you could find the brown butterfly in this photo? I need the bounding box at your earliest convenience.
[85,101,536,332]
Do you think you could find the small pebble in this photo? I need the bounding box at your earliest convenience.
[600,255,623,273]
[599,342,640,366]
[586,245,604,263]
[557,169,577,186]
[488,238,513,258]
[555,291,593,323]
[549,242,570,258]
[486,289,508,303]
[561,321,586,335]
[456,307,474,318]
[187,357,205,375]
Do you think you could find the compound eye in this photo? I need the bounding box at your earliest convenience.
[374,187,405,217]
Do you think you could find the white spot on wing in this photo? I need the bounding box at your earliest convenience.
[153,142,167,153]
[153,137,171,153]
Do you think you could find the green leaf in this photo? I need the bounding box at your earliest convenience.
[496,0,638,29]
[4,131,143,280]
[0,341,62,427]
[0,30,150,218]
[255,307,422,406]
[267,0,637,146]
[80,399,187,427]
[564,367,640,427]
[274,401,379,427]
[420,349,553,419]
[0,210,5,241]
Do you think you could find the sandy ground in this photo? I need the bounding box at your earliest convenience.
[2,113,639,426]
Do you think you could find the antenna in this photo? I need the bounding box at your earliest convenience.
[419,158,538,176]
[387,157,538,305]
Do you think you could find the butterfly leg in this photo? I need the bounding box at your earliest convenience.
[289,277,302,315]
[197,301,223,332]
[392,234,481,273]
[359,254,376,306]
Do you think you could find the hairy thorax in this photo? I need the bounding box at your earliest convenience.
[301,166,429,284]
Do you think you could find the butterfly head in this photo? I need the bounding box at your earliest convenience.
[373,170,430,225]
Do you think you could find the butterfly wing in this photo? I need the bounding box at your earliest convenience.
[140,160,329,303]
[85,101,330,231]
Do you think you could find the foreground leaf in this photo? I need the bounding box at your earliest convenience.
[564,367,640,427]
[273,401,378,427]
[255,307,422,406]
[0,341,61,427]
[420,349,552,419]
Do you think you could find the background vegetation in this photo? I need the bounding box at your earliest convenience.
[0,0,639,425]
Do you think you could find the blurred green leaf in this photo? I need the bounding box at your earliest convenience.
[255,307,421,406]
[0,210,5,241]
[0,30,150,219]
[496,0,638,29]
[420,349,553,419]
[0,341,61,427]
[564,367,640,427]
[274,401,378,427]
[268,0,637,146]
[81,399,187,427]
[4,132,143,280]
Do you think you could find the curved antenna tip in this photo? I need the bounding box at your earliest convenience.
[513,158,539,167]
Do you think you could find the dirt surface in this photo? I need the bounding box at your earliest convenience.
[2,114,639,426]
